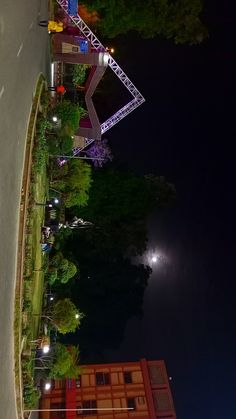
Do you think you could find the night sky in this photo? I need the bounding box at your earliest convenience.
[98,1,236,418]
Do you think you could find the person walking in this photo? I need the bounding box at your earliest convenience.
[48,85,66,95]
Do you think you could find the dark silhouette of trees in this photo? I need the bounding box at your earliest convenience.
[83,0,208,44]
[56,168,174,360]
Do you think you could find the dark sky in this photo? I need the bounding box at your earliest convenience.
[100,1,236,419]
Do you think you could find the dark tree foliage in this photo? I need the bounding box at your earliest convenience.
[70,169,175,255]
[60,169,174,360]
[50,159,92,208]
[84,0,208,44]
[59,234,152,360]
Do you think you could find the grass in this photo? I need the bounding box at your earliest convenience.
[14,74,50,416]
[23,118,49,349]
[31,170,47,337]
[20,84,51,410]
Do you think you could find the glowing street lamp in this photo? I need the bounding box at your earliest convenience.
[42,345,50,354]
[44,382,51,391]
[105,46,115,53]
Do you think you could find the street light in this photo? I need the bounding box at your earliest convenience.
[105,47,115,53]
[75,313,79,319]
[44,382,51,391]
[35,202,53,207]
[42,345,50,354]
[51,154,106,161]
[52,116,58,122]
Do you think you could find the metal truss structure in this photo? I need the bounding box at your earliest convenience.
[57,0,145,154]
[56,0,145,140]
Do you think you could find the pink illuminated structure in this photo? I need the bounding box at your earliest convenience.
[55,0,145,152]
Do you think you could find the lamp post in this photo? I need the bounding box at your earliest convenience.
[51,155,106,161]
[35,202,53,207]
[24,407,134,413]
[34,198,60,207]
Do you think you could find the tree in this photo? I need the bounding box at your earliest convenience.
[77,169,175,224]
[59,249,152,357]
[50,159,93,208]
[48,252,78,284]
[68,169,175,255]
[60,260,78,283]
[49,344,81,379]
[54,100,86,133]
[78,4,100,25]
[51,298,84,334]
[85,139,113,167]
[83,0,208,44]
[59,134,73,155]
[60,169,175,357]
[145,175,176,207]
[47,133,73,156]
[72,64,90,86]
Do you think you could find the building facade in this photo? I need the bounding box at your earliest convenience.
[40,359,176,419]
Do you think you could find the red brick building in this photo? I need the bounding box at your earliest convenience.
[40,359,176,419]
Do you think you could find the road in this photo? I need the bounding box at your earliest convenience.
[0,1,50,417]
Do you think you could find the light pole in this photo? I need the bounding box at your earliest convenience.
[34,202,53,207]
[34,198,60,207]
[51,155,106,161]
[24,407,134,413]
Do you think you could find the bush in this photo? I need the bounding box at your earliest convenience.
[50,252,63,267]
[23,382,40,409]
[54,101,85,132]
[59,260,77,284]
[59,134,73,154]
[33,118,51,173]
[23,300,32,310]
[47,137,60,155]
[72,64,90,85]
[40,90,51,111]
[47,268,58,285]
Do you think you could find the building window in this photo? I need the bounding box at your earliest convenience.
[137,397,145,405]
[124,371,132,384]
[72,46,79,52]
[127,398,136,410]
[96,372,110,385]
[56,380,66,389]
[148,365,166,385]
[51,403,66,418]
[77,400,97,415]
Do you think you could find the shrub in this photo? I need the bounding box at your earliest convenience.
[47,268,58,285]
[23,382,40,409]
[54,101,85,132]
[59,134,73,154]
[72,64,90,85]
